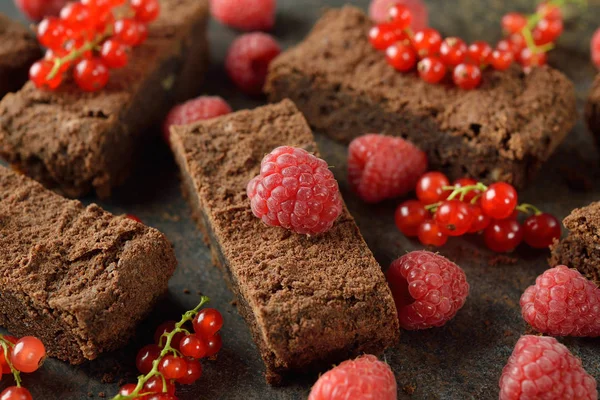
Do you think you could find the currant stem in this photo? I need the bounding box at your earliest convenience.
[111,296,211,400]
[516,203,542,215]
[0,334,22,387]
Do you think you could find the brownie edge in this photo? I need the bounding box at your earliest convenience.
[170,100,399,384]
[0,166,177,364]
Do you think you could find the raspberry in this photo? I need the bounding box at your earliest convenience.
[520,265,600,337]
[14,0,68,21]
[308,355,397,400]
[347,134,427,203]
[499,335,597,400]
[386,251,469,329]
[247,146,343,235]
[210,0,275,31]
[369,0,428,31]
[225,33,281,96]
[163,96,232,143]
[592,28,600,69]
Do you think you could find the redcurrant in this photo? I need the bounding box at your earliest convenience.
[537,2,562,21]
[135,344,161,374]
[10,336,45,373]
[523,213,561,249]
[60,2,93,33]
[0,336,17,374]
[126,213,142,223]
[434,200,473,236]
[484,219,523,253]
[158,355,187,380]
[395,200,428,237]
[412,28,442,57]
[113,18,142,46]
[134,22,148,45]
[452,178,479,202]
[37,17,67,50]
[180,335,208,359]
[417,57,446,84]
[480,182,517,220]
[439,37,467,66]
[193,308,224,338]
[368,23,407,51]
[452,63,482,90]
[0,386,32,400]
[176,358,203,385]
[533,18,563,46]
[44,48,71,73]
[489,49,514,71]
[508,33,527,57]
[65,37,93,60]
[388,4,412,29]
[29,60,63,90]
[467,204,491,233]
[467,41,492,64]
[385,42,417,72]
[204,333,223,357]
[416,172,450,204]
[144,394,177,400]
[74,58,109,92]
[143,375,175,395]
[100,39,129,69]
[496,39,519,56]
[131,0,160,23]
[118,383,137,395]
[154,321,185,350]
[417,220,448,247]
[501,12,527,34]
[519,48,547,68]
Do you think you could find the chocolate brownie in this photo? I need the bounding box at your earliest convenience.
[170,100,399,384]
[0,0,209,199]
[0,165,177,364]
[0,13,41,99]
[585,74,600,149]
[550,201,600,283]
[265,6,577,188]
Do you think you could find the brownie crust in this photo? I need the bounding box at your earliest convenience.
[265,6,577,188]
[550,201,600,283]
[170,100,399,384]
[0,166,177,364]
[585,74,600,149]
[0,0,209,199]
[0,13,42,99]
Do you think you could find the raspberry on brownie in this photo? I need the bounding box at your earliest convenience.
[169,100,399,384]
[0,0,209,198]
[0,165,177,364]
[265,6,577,188]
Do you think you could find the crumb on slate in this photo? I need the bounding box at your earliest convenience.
[101,372,114,384]
[183,288,191,294]
[488,254,518,266]
[402,384,416,395]
[98,393,106,398]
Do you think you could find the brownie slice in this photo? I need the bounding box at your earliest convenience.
[265,6,577,188]
[0,165,177,364]
[585,74,600,149]
[0,14,41,99]
[0,0,209,199]
[550,201,600,283]
[170,100,399,384]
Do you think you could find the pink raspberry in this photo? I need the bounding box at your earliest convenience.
[386,251,469,330]
[14,0,68,21]
[520,265,600,337]
[163,96,232,144]
[369,0,428,30]
[247,146,343,235]
[348,134,427,203]
[499,335,597,400]
[210,0,276,31]
[592,28,600,69]
[308,355,397,400]
[225,32,281,96]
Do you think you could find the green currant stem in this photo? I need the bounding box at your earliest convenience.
[111,296,211,400]
[516,203,542,215]
[0,335,22,387]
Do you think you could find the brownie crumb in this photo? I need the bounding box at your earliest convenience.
[183,288,191,294]
[402,384,416,395]
[504,330,514,337]
[98,393,106,398]
[101,372,115,384]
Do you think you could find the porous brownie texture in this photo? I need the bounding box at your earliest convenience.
[0,0,209,199]
[0,13,42,99]
[170,100,399,384]
[0,166,177,364]
[585,74,600,149]
[550,201,600,283]
[265,6,577,188]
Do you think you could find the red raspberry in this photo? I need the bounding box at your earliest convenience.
[386,251,469,330]
[499,335,597,400]
[210,0,275,31]
[163,96,232,143]
[308,355,397,400]
[369,0,428,31]
[14,0,68,21]
[247,146,343,235]
[592,28,600,69]
[225,32,280,96]
[520,265,600,337]
[347,134,427,203]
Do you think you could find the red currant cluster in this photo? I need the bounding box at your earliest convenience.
[29,0,159,92]
[368,1,571,90]
[0,334,47,400]
[114,297,223,400]
[395,172,562,253]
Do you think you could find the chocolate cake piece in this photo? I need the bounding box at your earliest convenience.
[265,6,577,188]
[170,100,399,384]
[0,14,41,99]
[0,165,177,364]
[585,74,600,149]
[550,201,600,283]
[0,0,209,199]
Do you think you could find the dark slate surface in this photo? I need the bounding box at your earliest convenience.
[1,0,600,399]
